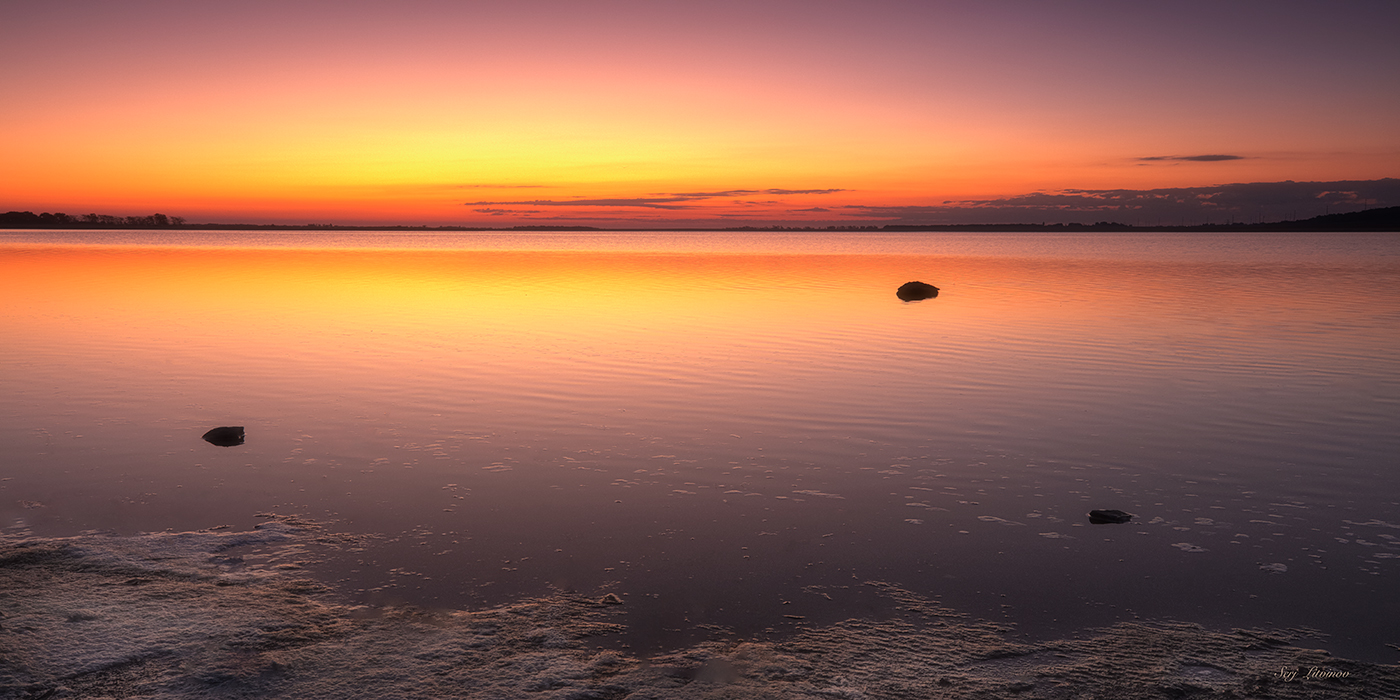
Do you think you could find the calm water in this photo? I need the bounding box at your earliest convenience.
[3,229,1399,660]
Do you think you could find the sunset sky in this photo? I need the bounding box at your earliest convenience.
[4,0,1398,227]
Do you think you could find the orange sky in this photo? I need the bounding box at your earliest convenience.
[3,1,1398,226]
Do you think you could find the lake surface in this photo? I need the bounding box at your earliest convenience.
[3,229,1398,661]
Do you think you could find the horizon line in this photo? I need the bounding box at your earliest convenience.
[3,205,1399,234]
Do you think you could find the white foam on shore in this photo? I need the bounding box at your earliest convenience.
[3,519,1397,699]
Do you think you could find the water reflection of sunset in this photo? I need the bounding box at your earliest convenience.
[6,246,910,341]
[7,243,1394,358]
[5,232,1400,671]
[7,240,1395,440]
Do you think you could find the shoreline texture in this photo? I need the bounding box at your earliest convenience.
[3,519,1397,699]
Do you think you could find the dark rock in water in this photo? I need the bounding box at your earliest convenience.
[896,281,940,301]
[1088,509,1133,524]
[202,426,245,447]
[599,593,624,605]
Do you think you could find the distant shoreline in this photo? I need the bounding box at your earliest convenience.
[3,205,1397,233]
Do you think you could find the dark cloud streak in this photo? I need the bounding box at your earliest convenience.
[462,179,1398,227]
[465,198,696,210]
[841,178,1400,226]
[1138,154,1246,162]
[473,208,541,215]
[667,188,847,197]
[466,187,846,211]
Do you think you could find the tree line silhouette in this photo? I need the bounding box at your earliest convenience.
[0,211,186,228]
[3,205,1395,232]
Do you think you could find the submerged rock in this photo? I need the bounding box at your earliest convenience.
[896,281,940,301]
[202,426,245,447]
[1088,509,1133,524]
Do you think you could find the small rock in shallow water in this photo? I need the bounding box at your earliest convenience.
[896,281,940,301]
[599,593,623,605]
[202,426,245,447]
[1088,509,1133,524]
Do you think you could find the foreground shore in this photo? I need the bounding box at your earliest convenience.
[3,517,1396,699]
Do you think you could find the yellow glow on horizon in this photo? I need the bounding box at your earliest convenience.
[4,2,1396,224]
[0,40,1281,222]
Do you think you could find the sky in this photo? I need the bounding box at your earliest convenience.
[3,0,1398,227]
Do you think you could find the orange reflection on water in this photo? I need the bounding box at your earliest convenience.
[5,243,1393,363]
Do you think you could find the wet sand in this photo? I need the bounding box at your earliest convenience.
[3,517,1396,699]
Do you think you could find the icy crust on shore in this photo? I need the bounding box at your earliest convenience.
[3,521,1398,700]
